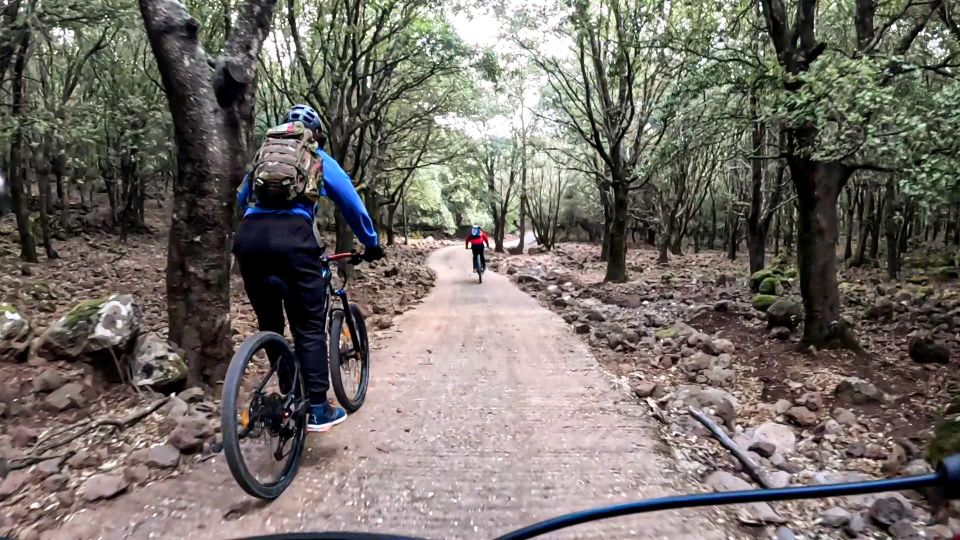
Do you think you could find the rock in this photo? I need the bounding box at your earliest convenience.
[889,519,922,540]
[908,335,950,364]
[866,299,895,321]
[168,415,214,453]
[768,471,791,488]
[711,338,736,355]
[785,406,818,427]
[35,458,62,479]
[41,473,68,492]
[0,304,31,362]
[0,470,28,500]
[882,444,908,474]
[835,377,884,405]
[702,366,735,387]
[752,294,779,312]
[160,396,189,418]
[684,352,713,372]
[926,524,954,539]
[900,459,932,476]
[753,422,797,454]
[864,444,887,460]
[66,449,98,469]
[705,471,785,524]
[797,391,823,411]
[773,400,793,414]
[759,277,784,295]
[10,425,37,447]
[846,442,865,458]
[822,507,852,527]
[131,333,187,388]
[145,444,180,468]
[770,326,791,340]
[667,385,738,427]
[606,332,628,350]
[750,268,782,292]
[34,294,141,363]
[775,526,796,540]
[178,387,205,403]
[766,299,803,329]
[44,382,86,411]
[561,312,578,323]
[573,323,590,335]
[514,273,543,285]
[869,497,915,529]
[32,367,67,393]
[631,381,658,398]
[749,441,776,458]
[654,321,696,340]
[79,473,129,502]
[845,515,866,537]
[585,309,606,322]
[713,300,731,312]
[123,465,150,484]
[833,408,858,426]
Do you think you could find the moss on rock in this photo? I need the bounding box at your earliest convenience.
[752,294,779,312]
[759,277,784,296]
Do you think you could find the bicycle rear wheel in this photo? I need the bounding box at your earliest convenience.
[222,331,307,499]
[329,305,370,412]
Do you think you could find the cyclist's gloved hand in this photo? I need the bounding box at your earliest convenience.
[362,245,385,263]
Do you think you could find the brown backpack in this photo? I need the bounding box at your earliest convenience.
[251,121,323,207]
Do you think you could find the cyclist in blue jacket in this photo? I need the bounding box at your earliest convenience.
[234,104,384,432]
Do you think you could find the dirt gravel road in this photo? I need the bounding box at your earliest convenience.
[49,245,725,540]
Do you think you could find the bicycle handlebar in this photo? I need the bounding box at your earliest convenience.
[495,454,960,540]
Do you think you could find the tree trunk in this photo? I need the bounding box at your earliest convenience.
[140,0,278,385]
[900,202,913,254]
[385,204,397,246]
[869,193,883,260]
[773,213,781,256]
[746,95,767,274]
[791,159,856,348]
[604,185,629,282]
[784,205,795,256]
[843,187,855,260]
[401,191,408,245]
[599,189,611,261]
[953,203,960,246]
[8,30,36,263]
[33,147,58,258]
[852,182,873,266]
[708,193,718,250]
[726,211,739,261]
[883,178,899,280]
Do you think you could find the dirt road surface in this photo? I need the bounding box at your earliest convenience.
[49,245,726,540]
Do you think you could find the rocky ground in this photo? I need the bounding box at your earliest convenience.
[492,242,960,539]
[0,209,442,538]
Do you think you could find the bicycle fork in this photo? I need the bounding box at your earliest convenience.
[333,289,364,357]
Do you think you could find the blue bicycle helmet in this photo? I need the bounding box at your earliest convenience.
[284,104,322,131]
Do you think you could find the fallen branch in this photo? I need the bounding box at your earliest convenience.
[8,450,75,472]
[28,397,171,457]
[688,406,773,489]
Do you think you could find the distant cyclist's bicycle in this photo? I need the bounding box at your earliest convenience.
[469,247,485,283]
[221,251,371,499]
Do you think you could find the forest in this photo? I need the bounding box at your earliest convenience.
[1,0,960,536]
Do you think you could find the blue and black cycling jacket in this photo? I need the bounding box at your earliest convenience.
[237,148,379,248]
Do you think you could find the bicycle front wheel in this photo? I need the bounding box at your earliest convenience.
[222,331,307,499]
[329,305,370,412]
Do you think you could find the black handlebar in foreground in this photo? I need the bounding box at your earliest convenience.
[238,455,960,540]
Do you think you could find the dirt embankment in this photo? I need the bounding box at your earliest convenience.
[0,213,443,538]
[495,242,960,539]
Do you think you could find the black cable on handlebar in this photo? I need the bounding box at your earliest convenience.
[495,459,960,540]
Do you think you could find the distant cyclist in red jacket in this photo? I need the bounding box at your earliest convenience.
[465,224,491,273]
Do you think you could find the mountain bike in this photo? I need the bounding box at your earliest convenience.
[221,251,371,499]
[469,247,485,283]
[237,453,960,538]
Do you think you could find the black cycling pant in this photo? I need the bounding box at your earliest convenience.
[471,244,486,271]
[233,214,329,405]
